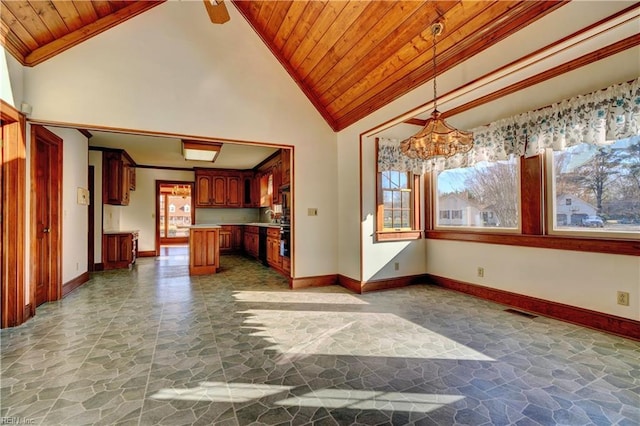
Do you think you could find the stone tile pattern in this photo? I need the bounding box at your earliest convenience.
[1,252,638,425]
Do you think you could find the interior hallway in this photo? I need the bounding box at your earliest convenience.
[1,251,639,425]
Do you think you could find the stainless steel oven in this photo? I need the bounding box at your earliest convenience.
[279,224,290,258]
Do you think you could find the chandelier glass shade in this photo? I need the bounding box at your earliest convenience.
[400,23,473,160]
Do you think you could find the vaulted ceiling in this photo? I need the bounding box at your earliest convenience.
[0,0,606,132]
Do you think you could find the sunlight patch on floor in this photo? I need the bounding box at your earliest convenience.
[277,389,464,412]
[151,382,464,414]
[241,310,494,361]
[233,290,369,305]
[151,382,293,402]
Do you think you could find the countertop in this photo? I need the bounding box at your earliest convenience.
[187,224,222,229]
[195,223,281,228]
[104,230,139,235]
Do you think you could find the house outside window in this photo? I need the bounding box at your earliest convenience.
[549,136,640,237]
[434,158,520,230]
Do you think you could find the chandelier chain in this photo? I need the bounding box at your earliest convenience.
[432,26,437,112]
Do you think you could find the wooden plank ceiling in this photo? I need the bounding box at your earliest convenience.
[0,0,163,67]
[0,0,567,131]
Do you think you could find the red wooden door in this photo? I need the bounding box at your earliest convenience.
[34,138,52,306]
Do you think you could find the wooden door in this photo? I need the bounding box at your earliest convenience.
[88,166,95,272]
[31,125,62,307]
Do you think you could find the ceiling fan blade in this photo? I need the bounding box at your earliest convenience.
[203,0,230,24]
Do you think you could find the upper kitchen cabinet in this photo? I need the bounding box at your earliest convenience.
[102,149,136,206]
[195,169,243,208]
[281,149,290,186]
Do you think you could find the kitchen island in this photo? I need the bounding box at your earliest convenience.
[188,225,221,275]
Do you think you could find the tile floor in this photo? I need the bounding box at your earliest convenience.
[1,250,639,425]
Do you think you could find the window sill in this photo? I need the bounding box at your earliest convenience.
[376,230,423,242]
[424,230,640,256]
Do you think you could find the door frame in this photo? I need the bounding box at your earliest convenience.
[1,100,27,328]
[30,124,63,305]
[88,165,95,272]
[155,180,195,255]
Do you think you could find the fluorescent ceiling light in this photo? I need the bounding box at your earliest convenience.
[182,140,222,162]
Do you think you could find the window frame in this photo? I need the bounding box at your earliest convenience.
[424,154,639,256]
[376,171,422,242]
[431,156,522,233]
[545,146,640,241]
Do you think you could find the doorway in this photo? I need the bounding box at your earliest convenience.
[1,101,27,328]
[31,125,63,307]
[155,181,195,255]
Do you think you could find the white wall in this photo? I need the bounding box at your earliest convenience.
[123,168,194,252]
[49,127,89,282]
[1,46,24,108]
[427,240,640,321]
[337,2,640,320]
[22,1,338,278]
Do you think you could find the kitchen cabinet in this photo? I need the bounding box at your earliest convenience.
[242,171,259,208]
[243,225,259,258]
[281,149,290,186]
[195,170,243,208]
[220,225,243,253]
[272,160,282,205]
[189,226,220,275]
[103,231,138,270]
[266,227,282,269]
[103,149,135,206]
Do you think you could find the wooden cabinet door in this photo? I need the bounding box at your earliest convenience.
[231,226,243,250]
[195,174,213,206]
[281,149,290,185]
[189,228,219,274]
[227,176,242,207]
[219,230,232,252]
[266,237,274,264]
[242,174,254,207]
[103,153,122,204]
[212,175,227,206]
[272,162,281,204]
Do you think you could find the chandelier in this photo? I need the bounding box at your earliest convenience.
[171,184,190,198]
[400,23,473,160]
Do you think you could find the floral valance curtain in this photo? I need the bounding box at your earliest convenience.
[378,78,640,173]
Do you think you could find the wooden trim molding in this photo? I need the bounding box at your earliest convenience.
[1,100,27,328]
[428,274,640,341]
[337,274,428,294]
[94,263,105,272]
[361,274,428,293]
[138,250,157,258]
[290,274,337,290]
[338,275,362,294]
[62,272,90,297]
[425,230,640,257]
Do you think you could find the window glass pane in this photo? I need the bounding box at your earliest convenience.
[552,137,640,235]
[393,211,402,228]
[436,158,519,229]
[383,191,393,209]
[401,210,410,228]
[382,173,390,189]
[401,191,410,209]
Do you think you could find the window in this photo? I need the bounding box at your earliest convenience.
[434,158,520,230]
[550,136,640,237]
[184,204,191,213]
[376,170,420,240]
[169,204,176,213]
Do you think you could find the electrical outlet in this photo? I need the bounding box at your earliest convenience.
[308,208,318,216]
[477,267,484,278]
[617,291,630,306]
[394,262,399,271]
